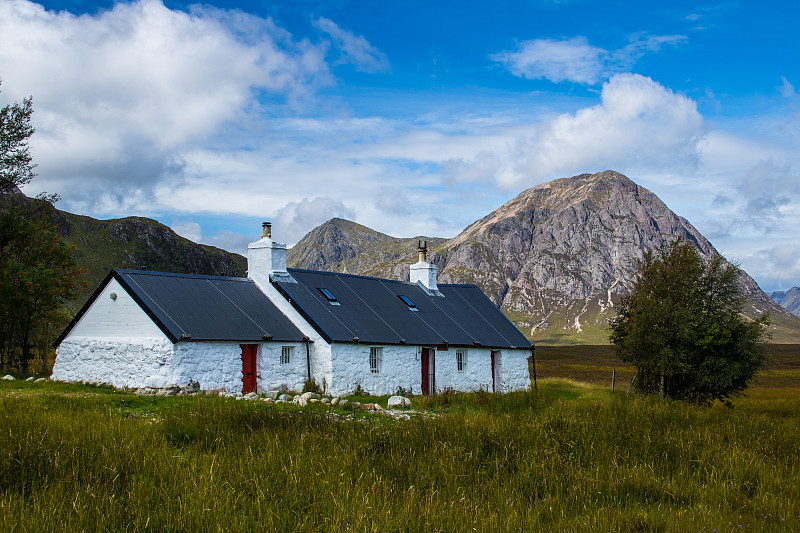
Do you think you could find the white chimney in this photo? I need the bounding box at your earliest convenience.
[409,240,442,296]
[248,222,291,288]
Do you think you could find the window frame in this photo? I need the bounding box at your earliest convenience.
[456,348,467,373]
[280,346,293,365]
[369,346,383,374]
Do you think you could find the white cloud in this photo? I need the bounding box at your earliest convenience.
[445,74,705,188]
[171,221,202,242]
[781,76,797,98]
[313,17,389,73]
[493,34,685,85]
[274,196,356,245]
[0,0,331,202]
[492,36,607,84]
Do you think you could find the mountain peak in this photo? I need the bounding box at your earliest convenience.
[289,170,800,343]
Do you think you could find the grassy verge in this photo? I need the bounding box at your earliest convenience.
[1,378,798,532]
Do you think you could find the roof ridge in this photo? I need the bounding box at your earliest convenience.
[287,267,410,284]
[115,269,249,282]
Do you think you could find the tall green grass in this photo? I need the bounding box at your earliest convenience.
[1,382,798,532]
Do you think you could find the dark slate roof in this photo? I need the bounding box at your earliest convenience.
[272,268,532,349]
[55,269,306,346]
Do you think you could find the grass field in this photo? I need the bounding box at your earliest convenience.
[1,347,799,532]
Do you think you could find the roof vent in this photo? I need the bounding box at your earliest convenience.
[262,221,272,239]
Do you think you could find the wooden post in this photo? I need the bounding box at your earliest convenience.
[530,344,538,390]
[611,369,616,391]
[627,374,636,394]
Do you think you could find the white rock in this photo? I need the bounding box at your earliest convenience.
[300,391,320,401]
[321,398,330,404]
[293,397,308,407]
[387,395,412,408]
[331,397,340,406]
[278,394,292,401]
[244,392,258,400]
[261,398,276,404]
[338,399,349,408]
[35,377,47,383]
[265,390,280,400]
[2,375,14,381]
[26,377,35,382]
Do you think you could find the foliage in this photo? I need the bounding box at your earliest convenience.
[0,80,85,374]
[302,377,322,394]
[0,202,86,373]
[609,240,769,404]
[0,80,36,193]
[1,380,799,531]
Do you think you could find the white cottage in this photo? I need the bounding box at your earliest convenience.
[53,223,533,396]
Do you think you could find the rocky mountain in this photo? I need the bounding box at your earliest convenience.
[769,287,800,316]
[288,171,800,344]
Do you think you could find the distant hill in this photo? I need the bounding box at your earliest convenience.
[769,287,800,316]
[288,171,800,344]
[1,191,246,308]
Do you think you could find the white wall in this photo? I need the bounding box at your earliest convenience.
[52,336,174,388]
[69,279,165,338]
[257,342,307,393]
[327,344,532,397]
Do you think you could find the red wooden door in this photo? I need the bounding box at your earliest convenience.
[421,348,435,395]
[241,344,257,394]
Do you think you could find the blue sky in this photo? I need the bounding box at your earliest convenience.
[1,0,798,291]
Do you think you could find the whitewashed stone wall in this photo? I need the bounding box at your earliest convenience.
[327,344,532,396]
[328,343,419,396]
[52,336,175,388]
[256,342,307,393]
[494,348,532,392]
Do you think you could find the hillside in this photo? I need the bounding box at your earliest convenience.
[0,191,246,308]
[770,287,800,316]
[288,171,800,344]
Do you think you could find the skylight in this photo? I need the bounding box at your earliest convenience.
[398,294,418,311]
[318,287,340,305]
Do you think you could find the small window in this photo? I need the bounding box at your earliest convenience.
[281,346,293,365]
[370,347,383,374]
[397,294,418,311]
[456,349,467,373]
[318,287,340,305]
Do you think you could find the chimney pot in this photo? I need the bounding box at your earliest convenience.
[417,240,427,262]
[262,222,272,239]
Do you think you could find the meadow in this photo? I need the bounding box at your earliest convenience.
[0,347,799,532]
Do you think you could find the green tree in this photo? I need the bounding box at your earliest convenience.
[609,240,769,404]
[0,80,36,193]
[0,80,84,374]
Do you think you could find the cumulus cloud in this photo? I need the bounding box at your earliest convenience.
[0,0,331,208]
[313,17,389,73]
[273,196,356,244]
[444,74,705,188]
[492,34,685,84]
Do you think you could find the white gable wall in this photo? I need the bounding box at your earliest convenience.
[68,279,165,338]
